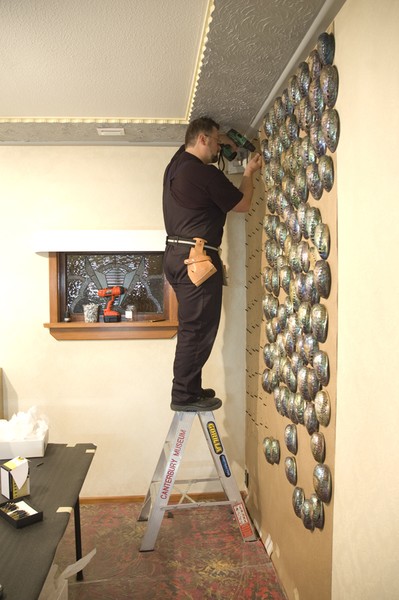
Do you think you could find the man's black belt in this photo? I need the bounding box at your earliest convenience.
[166,236,219,252]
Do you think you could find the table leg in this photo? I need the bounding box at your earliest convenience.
[74,499,84,581]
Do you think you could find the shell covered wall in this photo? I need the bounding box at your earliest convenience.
[245,29,338,600]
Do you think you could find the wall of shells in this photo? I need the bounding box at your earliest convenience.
[245,30,338,600]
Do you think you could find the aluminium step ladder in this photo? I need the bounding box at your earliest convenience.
[138,409,257,551]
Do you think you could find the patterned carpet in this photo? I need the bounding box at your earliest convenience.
[53,502,287,600]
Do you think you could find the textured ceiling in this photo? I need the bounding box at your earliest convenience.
[0,0,345,146]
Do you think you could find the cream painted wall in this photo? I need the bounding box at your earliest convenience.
[333,0,399,598]
[0,146,248,497]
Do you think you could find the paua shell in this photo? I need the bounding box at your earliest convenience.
[287,211,302,243]
[310,431,326,462]
[297,203,309,236]
[261,138,272,163]
[303,334,319,363]
[298,96,313,132]
[318,154,334,191]
[264,165,274,190]
[314,223,330,259]
[294,168,309,203]
[288,243,301,274]
[263,293,278,320]
[270,158,284,185]
[274,96,286,125]
[263,437,273,463]
[297,367,310,400]
[296,337,307,364]
[317,32,335,66]
[297,302,312,333]
[270,136,284,159]
[284,424,298,454]
[275,190,290,216]
[263,214,280,239]
[262,368,279,394]
[308,209,324,242]
[315,390,331,427]
[321,108,340,152]
[313,463,332,502]
[287,313,301,338]
[283,330,296,357]
[282,360,297,392]
[308,78,324,123]
[310,493,325,530]
[271,438,280,464]
[286,113,299,142]
[304,400,319,434]
[314,260,331,298]
[301,499,314,530]
[274,386,283,415]
[263,266,280,296]
[313,350,330,386]
[320,64,339,108]
[265,321,277,343]
[263,343,278,369]
[307,368,321,401]
[285,456,297,486]
[293,393,306,424]
[295,272,307,303]
[275,221,289,250]
[286,392,298,423]
[288,74,301,106]
[306,162,323,200]
[292,486,305,517]
[309,122,327,157]
[276,254,288,271]
[296,61,311,97]
[279,265,292,294]
[311,303,329,343]
[266,188,277,213]
[279,123,291,150]
[308,49,323,80]
[299,136,316,167]
[281,87,294,115]
[296,241,310,272]
[265,239,282,267]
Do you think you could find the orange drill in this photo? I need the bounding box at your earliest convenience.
[98,286,125,322]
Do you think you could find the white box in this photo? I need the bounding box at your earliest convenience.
[0,429,49,460]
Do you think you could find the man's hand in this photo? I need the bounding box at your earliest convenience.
[244,152,262,175]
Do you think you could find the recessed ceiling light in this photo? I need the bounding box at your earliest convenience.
[96,127,125,136]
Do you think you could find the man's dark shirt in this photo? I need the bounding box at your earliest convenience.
[163,145,243,247]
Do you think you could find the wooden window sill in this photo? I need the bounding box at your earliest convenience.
[44,320,178,340]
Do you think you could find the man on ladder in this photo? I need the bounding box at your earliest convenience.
[163,116,261,412]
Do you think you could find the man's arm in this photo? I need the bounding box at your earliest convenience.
[232,153,262,213]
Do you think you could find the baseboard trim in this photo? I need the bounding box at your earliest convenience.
[80,491,245,505]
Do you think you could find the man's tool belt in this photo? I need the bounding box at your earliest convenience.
[183,237,217,286]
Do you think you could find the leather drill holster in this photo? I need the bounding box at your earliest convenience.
[183,237,217,286]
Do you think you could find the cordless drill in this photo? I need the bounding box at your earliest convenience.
[221,128,256,161]
[98,286,125,322]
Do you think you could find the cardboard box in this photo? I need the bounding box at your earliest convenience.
[0,428,48,460]
[0,456,30,499]
[0,499,43,528]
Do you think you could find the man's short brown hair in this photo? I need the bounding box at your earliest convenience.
[185,116,220,147]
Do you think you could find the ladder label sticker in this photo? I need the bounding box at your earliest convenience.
[233,502,254,539]
[207,421,223,454]
[160,429,187,500]
[219,454,231,477]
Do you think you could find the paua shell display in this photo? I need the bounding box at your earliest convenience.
[301,499,314,530]
[315,390,331,426]
[310,431,326,463]
[306,162,323,200]
[314,260,331,298]
[321,108,340,152]
[317,32,335,66]
[292,486,305,517]
[310,493,324,530]
[285,456,297,486]
[313,350,330,386]
[284,424,298,454]
[313,463,332,503]
[311,303,328,343]
[313,223,330,259]
[304,401,319,434]
[318,154,334,191]
[320,64,339,108]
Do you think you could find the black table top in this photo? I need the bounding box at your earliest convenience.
[0,442,96,600]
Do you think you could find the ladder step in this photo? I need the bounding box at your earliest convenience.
[138,410,257,551]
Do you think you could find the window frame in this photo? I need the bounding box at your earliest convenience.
[44,253,178,340]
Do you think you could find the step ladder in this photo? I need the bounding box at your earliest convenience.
[138,410,257,551]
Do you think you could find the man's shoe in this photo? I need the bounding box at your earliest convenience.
[171,396,222,412]
[201,388,216,398]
